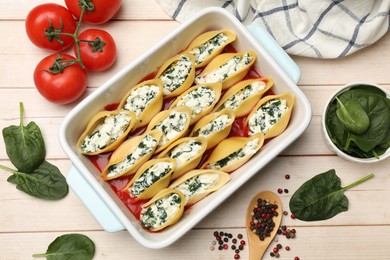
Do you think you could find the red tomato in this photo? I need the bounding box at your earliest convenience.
[25,3,76,52]
[75,29,117,71]
[33,53,87,104]
[65,0,122,24]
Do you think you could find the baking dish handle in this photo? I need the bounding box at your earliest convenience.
[246,23,300,84]
[67,165,125,232]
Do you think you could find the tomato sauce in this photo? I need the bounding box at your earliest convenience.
[86,43,275,223]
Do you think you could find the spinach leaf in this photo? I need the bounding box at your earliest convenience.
[325,86,390,158]
[2,161,68,200]
[2,102,45,173]
[336,98,369,134]
[32,233,95,260]
[289,169,374,221]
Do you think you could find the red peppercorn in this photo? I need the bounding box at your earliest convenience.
[285,246,290,251]
[240,240,245,246]
[234,253,240,259]
[291,214,297,219]
[273,247,279,253]
[294,257,300,260]
[277,188,283,194]
[223,244,228,249]
[291,228,296,233]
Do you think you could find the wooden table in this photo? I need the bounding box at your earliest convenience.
[1,1,390,259]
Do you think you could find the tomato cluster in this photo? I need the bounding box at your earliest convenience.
[26,0,121,104]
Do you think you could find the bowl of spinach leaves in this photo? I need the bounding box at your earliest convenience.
[322,82,390,163]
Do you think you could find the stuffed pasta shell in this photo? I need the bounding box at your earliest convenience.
[194,51,256,89]
[77,110,136,155]
[122,158,176,201]
[245,92,295,139]
[213,78,273,117]
[184,29,236,68]
[118,79,163,128]
[158,136,207,180]
[169,169,230,205]
[101,130,162,180]
[155,53,195,98]
[190,108,235,150]
[146,106,192,153]
[140,188,186,232]
[169,83,222,124]
[201,133,264,172]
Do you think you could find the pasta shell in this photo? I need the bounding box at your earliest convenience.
[169,169,230,205]
[169,83,222,125]
[194,50,256,90]
[213,78,274,117]
[245,92,295,139]
[100,129,163,180]
[122,158,176,201]
[77,110,136,155]
[140,188,186,232]
[157,136,208,180]
[190,108,235,150]
[118,78,164,128]
[201,133,264,172]
[146,106,192,154]
[184,29,236,68]
[155,53,196,98]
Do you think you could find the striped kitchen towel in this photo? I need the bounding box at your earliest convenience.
[155,0,390,58]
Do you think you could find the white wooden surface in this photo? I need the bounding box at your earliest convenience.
[1,0,390,259]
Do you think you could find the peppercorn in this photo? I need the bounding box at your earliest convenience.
[277,188,283,194]
[224,237,229,242]
[291,213,296,219]
[284,188,289,193]
[237,234,243,239]
[240,240,245,246]
[294,257,300,260]
[285,246,290,251]
[273,247,279,253]
[234,253,240,259]
[232,238,237,244]
[213,231,219,237]
[238,245,244,250]
[285,174,290,179]
[231,245,236,250]
[235,249,240,254]
[276,243,282,249]
[223,244,228,250]
[218,245,223,250]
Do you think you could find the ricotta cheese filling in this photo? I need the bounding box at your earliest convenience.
[140,193,182,230]
[189,33,228,65]
[107,134,158,177]
[248,99,288,135]
[159,55,193,95]
[129,162,173,197]
[168,140,203,167]
[218,81,266,111]
[81,112,131,153]
[123,85,160,118]
[174,173,220,202]
[152,111,188,148]
[206,138,259,170]
[174,86,216,118]
[192,114,232,138]
[195,52,253,84]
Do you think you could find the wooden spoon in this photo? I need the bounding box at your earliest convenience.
[246,190,282,260]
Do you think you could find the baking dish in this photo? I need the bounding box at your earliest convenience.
[59,7,311,249]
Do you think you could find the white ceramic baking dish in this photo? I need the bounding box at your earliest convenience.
[59,7,311,249]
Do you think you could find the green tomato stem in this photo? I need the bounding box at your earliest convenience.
[19,102,24,127]
[342,173,375,191]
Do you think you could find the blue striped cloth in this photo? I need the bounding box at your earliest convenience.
[156,0,390,58]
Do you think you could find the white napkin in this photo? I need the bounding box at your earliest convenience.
[156,0,390,58]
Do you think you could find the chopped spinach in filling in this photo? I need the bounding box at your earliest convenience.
[218,81,266,111]
[152,111,188,147]
[206,138,259,169]
[189,33,228,65]
[129,162,173,197]
[141,193,182,229]
[192,114,232,138]
[195,52,253,84]
[123,85,160,118]
[248,99,288,135]
[107,135,158,177]
[160,55,193,95]
[175,86,216,118]
[168,140,203,167]
[175,173,220,202]
[81,112,131,153]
